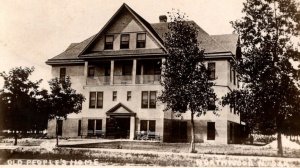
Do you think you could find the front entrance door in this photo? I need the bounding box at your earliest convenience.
[106,117,130,139]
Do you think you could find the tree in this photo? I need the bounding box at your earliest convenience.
[222,0,300,156]
[48,76,85,146]
[158,11,216,153]
[0,67,44,145]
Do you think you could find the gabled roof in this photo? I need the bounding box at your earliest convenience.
[79,3,166,56]
[46,4,238,65]
[46,35,95,64]
[151,21,232,54]
[106,103,136,116]
[211,34,239,55]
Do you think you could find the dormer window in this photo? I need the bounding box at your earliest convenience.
[136,33,146,48]
[120,34,130,49]
[105,35,114,50]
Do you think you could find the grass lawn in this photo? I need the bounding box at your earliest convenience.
[1,138,300,166]
[60,140,300,158]
[1,146,300,167]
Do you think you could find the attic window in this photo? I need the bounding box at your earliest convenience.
[105,35,114,50]
[120,34,130,49]
[136,33,146,48]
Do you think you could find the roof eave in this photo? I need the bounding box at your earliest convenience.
[45,59,85,65]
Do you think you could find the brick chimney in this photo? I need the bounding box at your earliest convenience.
[159,15,167,23]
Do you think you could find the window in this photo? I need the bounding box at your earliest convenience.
[207,122,215,140]
[127,91,131,101]
[105,35,114,49]
[141,91,157,108]
[88,67,95,77]
[233,70,236,85]
[96,120,102,130]
[120,34,130,49]
[208,97,216,110]
[230,66,232,82]
[88,120,94,135]
[88,119,102,136]
[149,91,157,108]
[78,120,81,136]
[89,92,96,108]
[140,120,148,132]
[207,62,216,80]
[149,120,156,132]
[89,92,103,108]
[136,33,146,48]
[141,91,149,108]
[57,120,63,136]
[140,120,156,132]
[112,91,117,101]
[60,68,66,80]
[96,92,103,108]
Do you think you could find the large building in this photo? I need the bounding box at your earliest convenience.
[46,3,242,144]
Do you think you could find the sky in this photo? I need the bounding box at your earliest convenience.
[0,0,245,89]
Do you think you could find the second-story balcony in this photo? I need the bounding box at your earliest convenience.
[86,76,110,85]
[84,59,162,86]
[136,75,161,84]
[113,75,132,85]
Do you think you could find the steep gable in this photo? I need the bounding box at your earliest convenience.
[81,3,165,56]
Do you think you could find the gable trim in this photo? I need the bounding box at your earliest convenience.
[106,103,136,116]
[79,3,166,57]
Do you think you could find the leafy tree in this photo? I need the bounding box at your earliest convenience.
[48,76,85,146]
[159,11,216,153]
[0,90,8,131]
[222,0,300,156]
[0,67,44,145]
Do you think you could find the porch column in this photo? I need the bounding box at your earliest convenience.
[140,64,144,84]
[110,60,114,85]
[84,61,88,85]
[132,59,137,84]
[129,116,135,140]
[84,61,88,77]
[161,58,165,82]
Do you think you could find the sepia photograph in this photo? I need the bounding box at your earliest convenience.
[0,0,300,167]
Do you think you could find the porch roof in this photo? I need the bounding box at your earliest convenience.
[106,103,136,116]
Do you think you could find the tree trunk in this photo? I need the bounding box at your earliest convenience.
[13,130,17,146]
[189,112,196,153]
[56,119,59,147]
[277,132,283,156]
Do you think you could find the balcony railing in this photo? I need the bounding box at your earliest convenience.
[136,75,161,84]
[86,76,110,85]
[86,75,161,85]
[113,75,132,84]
